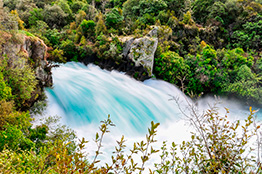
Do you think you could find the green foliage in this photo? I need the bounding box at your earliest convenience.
[207,1,227,24]
[57,0,73,23]
[71,1,85,14]
[139,13,156,26]
[0,125,35,151]
[95,33,110,58]
[60,39,78,61]
[104,36,123,60]
[28,125,48,150]
[81,4,98,20]
[105,8,124,29]
[110,0,126,7]
[2,108,261,173]
[122,0,139,17]
[0,100,32,132]
[29,20,49,37]
[231,16,262,50]
[44,29,62,47]
[182,11,194,25]
[28,8,43,27]
[80,19,96,37]
[3,0,18,10]
[220,48,253,72]
[123,0,167,19]
[165,0,187,18]
[50,49,66,63]
[0,148,49,173]
[154,50,189,85]
[0,73,12,101]
[157,10,172,25]
[165,102,260,173]
[95,13,108,36]
[193,0,218,23]
[75,10,87,26]
[2,58,37,107]
[223,65,262,102]
[187,45,224,94]
[43,4,68,28]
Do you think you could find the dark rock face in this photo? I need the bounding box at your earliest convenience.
[27,38,53,87]
[123,38,135,58]
[81,54,151,81]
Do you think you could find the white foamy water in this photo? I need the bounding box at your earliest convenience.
[40,62,262,172]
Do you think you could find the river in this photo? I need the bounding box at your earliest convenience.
[42,62,262,171]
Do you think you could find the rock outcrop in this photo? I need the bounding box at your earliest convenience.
[0,32,52,87]
[122,27,159,76]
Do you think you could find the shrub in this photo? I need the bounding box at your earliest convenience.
[80,19,96,38]
[95,13,108,36]
[28,8,43,27]
[43,4,68,28]
[105,8,124,29]
[154,50,189,86]
[2,58,37,108]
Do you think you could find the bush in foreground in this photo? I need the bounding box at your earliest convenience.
[0,102,262,173]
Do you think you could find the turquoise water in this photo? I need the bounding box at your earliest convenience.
[45,62,262,134]
[45,62,190,135]
[43,62,262,168]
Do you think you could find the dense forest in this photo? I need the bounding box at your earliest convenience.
[1,0,262,173]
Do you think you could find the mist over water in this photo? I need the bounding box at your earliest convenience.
[43,62,262,168]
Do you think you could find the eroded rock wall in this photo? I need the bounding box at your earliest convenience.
[0,32,52,87]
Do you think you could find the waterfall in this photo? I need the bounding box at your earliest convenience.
[44,62,191,134]
[43,62,262,168]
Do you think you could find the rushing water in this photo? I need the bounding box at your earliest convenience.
[43,62,262,169]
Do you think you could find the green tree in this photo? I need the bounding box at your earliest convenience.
[71,0,85,14]
[223,65,262,103]
[3,0,18,10]
[80,19,96,38]
[165,0,187,18]
[105,8,124,29]
[154,50,189,86]
[123,0,167,18]
[60,39,78,61]
[231,16,262,50]
[57,0,73,23]
[95,13,108,36]
[43,4,68,28]
[81,4,98,20]
[28,8,43,27]
[193,0,223,23]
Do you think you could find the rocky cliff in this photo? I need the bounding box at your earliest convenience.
[0,31,52,87]
[0,31,52,107]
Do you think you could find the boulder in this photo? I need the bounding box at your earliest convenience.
[123,27,158,76]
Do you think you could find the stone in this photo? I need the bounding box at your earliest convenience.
[122,27,159,76]
[128,36,158,76]
[147,26,158,37]
[123,37,135,58]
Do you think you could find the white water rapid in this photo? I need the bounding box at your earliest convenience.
[43,62,261,171]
